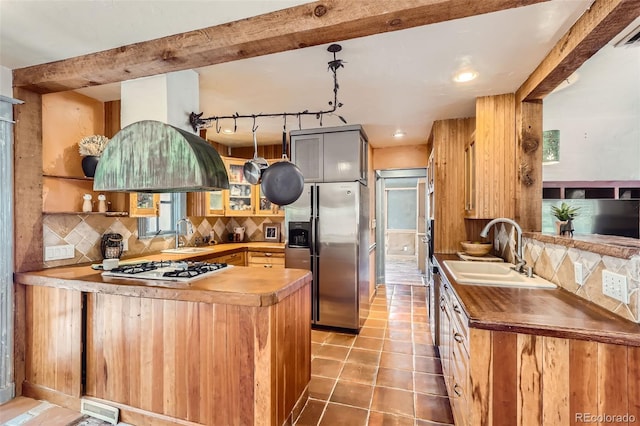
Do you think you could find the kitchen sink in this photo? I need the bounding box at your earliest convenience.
[161,247,211,254]
[442,260,556,289]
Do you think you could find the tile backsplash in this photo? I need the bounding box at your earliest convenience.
[43,214,284,268]
[492,223,640,323]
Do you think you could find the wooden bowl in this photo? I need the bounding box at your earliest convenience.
[460,241,492,257]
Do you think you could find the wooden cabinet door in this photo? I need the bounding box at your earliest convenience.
[128,193,159,217]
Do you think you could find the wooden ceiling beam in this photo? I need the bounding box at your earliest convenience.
[516,0,640,102]
[12,0,547,94]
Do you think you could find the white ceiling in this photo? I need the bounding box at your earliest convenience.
[0,1,593,148]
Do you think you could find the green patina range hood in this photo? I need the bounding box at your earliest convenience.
[93,120,229,193]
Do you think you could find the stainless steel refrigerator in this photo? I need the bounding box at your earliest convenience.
[285,181,369,331]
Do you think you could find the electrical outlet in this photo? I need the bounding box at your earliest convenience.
[44,244,75,261]
[574,262,584,285]
[122,238,128,251]
[602,270,628,303]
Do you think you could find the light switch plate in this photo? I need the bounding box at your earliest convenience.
[602,270,628,303]
[574,262,584,285]
[44,244,75,261]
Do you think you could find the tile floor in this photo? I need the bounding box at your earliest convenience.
[294,283,453,426]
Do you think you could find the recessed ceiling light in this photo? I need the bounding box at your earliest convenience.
[222,128,234,134]
[453,70,478,83]
[393,131,406,138]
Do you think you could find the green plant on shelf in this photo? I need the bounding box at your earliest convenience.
[551,202,580,221]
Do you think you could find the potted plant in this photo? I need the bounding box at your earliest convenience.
[551,202,580,235]
[78,135,109,177]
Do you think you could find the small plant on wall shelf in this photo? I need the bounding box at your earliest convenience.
[551,202,580,221]
[78,135,109,157]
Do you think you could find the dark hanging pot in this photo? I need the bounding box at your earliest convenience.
[260,131,304,206]
[81,155,100,178]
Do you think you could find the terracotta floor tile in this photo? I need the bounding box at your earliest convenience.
[309,375,336,400]
[413,314,429,322]
[325,332,356,347]
[359,327,386,339]
[314,344,350,362]
[386,329,413,341]
[346,348,381,365]
[414,372,448,396]
[353,335,385,351]
[295,399,326,426]
[414,343,438,357]
[311,358,344,379]
[318,402,368,426]
[370,386,415,417]
[370,304,389,312]
[376,367,413,391]
[339,363,378,385]
[413,333,434,345]
[414,356,443,374]
[414,393,454,424]
[383,340,414,355]
[379,352,414,371]
[329,380,374,409]
[312,330,331,343]
[387,320,413,330]
[368,411,415,426]
[369,310,390,319]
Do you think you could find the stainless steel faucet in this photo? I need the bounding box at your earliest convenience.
[175,217,194,249]
[480,217,526,273]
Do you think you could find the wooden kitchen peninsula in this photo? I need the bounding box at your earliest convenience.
[15,262,312,426]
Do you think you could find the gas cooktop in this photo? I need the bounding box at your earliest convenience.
[102,260,231,283]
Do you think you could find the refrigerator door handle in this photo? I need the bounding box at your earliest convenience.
[310,185,315,218]
[315,256,320,323]
[315,186,320,255]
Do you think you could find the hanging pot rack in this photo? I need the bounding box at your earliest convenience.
[189,44,347,133]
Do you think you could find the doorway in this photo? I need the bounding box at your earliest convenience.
[375,169,427,287]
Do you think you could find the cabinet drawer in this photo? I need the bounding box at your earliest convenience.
[248,252,284,266]
[210,251,246,266]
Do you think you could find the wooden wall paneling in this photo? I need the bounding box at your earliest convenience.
[254,305,275,426]
[468,327,492,425]
[515,100,543,232]
[516,333,543,425]
[568,340,598,426]
[13,87,43,273]
[24,286,82,397]
[472,94,516,219]
[104,100,121,138]
[491,331,517,426]
[629,346,640,422]
[541,337,570,426]
[432,118,475,254]
[597,343,628,422]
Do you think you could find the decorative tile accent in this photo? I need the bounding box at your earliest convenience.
[522,236,639,323]
[43,214,284,268]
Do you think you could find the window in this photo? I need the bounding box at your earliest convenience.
[138,193,186,237]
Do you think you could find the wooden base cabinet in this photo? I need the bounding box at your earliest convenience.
[438,276,640,425]
[22,283,311,426]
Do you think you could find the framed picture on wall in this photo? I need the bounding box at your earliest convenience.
[263,223,280,241]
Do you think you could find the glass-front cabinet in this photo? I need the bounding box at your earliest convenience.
[224,157,256,216]
[206,190,225,215]
[129,193,160,217]
[256,185,281,216]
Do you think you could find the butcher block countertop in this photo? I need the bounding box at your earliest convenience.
[434,253,640,347]
[14,242,310,307]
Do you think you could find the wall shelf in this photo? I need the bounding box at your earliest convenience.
[43,174,93,181]
[43,211,128,216]
[543,181,640,200]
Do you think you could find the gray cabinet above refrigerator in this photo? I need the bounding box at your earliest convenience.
[290,125,368,184]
